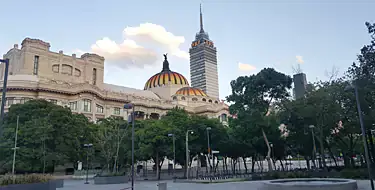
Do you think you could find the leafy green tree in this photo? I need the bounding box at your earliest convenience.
[0,99,92,173]
[94,117,128,172]
[136,119,171,180]
[346,22,375,163]
[227,68,292,171]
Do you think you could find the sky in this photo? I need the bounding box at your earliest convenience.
[1,0,374,100]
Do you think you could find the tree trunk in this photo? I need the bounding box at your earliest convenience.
[318,126,327,169]
[367,129,375,164]
[251,156,256,173]
[113,127,120,172]
[156,152,160,180]
[222,157,226,174]
[238,158,241,174]
[196,154,200,178]
[326,144,338,166]
[279,160,284,171]
[243,157,248,173]
[305,157,311,170]
[215,159,219,173]
[272,158,277,170]
[225,157,228,174]
[343,152,350,168]
[159,159,164,180]
[261,128,273,172]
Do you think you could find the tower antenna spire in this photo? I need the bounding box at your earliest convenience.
[200,3,204,33]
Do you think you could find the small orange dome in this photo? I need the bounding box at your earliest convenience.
[144,54,189,90]
[175,87,207,97]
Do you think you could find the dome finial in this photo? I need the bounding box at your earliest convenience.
[162,53,170,71]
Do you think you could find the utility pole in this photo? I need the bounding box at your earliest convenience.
[185,130,193,179]
[0,58,10,136]
[11,116,19,175]
[124,103,135,190]
[168,133,176,181]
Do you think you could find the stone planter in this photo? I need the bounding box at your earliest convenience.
[0,181,56,190]
[51,179,64,188]
[94,175,128,185]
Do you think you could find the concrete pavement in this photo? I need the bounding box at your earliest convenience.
[60,179,373,190]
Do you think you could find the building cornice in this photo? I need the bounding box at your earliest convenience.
[1,82,229,115]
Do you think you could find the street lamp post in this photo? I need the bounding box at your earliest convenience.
[206,127,213,174]
[346,83,374,190]
[11,116,19,176]
[0,58,10,136]
[309,125,317,168]
[124,103,135,190]
[185,130,193,179]
[168,133,176,181]
[84,143,93,184]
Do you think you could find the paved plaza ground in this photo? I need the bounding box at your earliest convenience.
[61,179,373,190]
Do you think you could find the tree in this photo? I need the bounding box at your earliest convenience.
[346,22,375,163]
[0,99,93,173]
[136,119,171,180]
[227,68,292,172]
[94,117,128,173]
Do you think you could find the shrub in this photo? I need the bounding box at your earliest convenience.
[0,174,52,186]
[340,168,368,179]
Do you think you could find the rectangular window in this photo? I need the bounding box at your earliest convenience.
[96,104,103,113]
[83,99,91,112]
[49,99,57,104]
[6,97,14,106]
[33,55,39,75]
[93,68,97,85]
[114,107,121,115]
[69,101,77,110]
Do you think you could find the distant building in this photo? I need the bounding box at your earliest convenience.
[293,73,307,99]
[189,5,219,98]
[1,38,229,125]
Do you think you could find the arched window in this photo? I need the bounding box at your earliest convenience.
[52,64,59,73]
[222,114,228,122]
[214,101,218,104]
[173,96,177,100]
[209,99,213,103]
[181,97,186,100]
[192,98,198,101]
[62,64,73,75]
[202,98,206,102]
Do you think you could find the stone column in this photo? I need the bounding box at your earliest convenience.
[78,96,82,114]
[123,109,128,121]
[92,97,96,123]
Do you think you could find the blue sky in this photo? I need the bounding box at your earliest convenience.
[1,0,374,100]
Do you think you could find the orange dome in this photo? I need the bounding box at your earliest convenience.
[144,54,189,90]
[175,87,207,97]
[144,71,189,90]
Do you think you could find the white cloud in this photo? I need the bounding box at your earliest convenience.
[124,23,189,60]
[78,23,189,69]
[238,62,256,71]
[296,55,304,64]
[90,37,158,69]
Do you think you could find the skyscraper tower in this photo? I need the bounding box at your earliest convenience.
[189,4,219,98]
